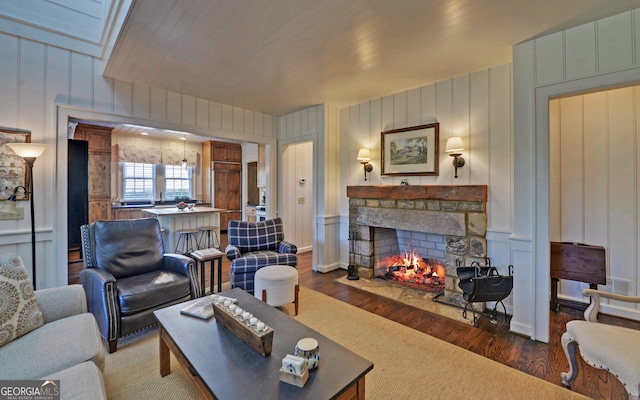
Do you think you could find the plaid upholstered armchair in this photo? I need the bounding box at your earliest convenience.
[225,218,298,294]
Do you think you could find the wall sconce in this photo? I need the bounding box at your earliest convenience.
[445,137,465,178]
[356,149,373,181]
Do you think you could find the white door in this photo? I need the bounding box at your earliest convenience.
[282,141,313,252]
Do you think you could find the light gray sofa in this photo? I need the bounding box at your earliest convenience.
[0,284,107,400]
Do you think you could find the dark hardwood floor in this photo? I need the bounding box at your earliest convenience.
[69,236,637,399]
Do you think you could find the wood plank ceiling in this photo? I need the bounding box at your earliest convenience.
[104,0,640,116]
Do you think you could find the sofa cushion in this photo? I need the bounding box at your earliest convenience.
[0,313,105,379]
[0,253,43,347]
[231,251,298,274]
[117,270,191,315]
[93,218,165,278]
[43,361,106,400]
[227,218,285,253]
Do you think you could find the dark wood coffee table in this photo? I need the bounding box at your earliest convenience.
[153,288,374,399]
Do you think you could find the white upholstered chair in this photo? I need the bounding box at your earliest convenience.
[561,289,640,399]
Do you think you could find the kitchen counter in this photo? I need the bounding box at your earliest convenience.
[142,207,225,253]
[112,203,212,209]
[142,206,224,216]
[111,204,154,209]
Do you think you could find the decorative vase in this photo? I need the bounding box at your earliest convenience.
[295,338,320,370]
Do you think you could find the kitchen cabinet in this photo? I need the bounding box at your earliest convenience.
[202,140,242,206]
[73,124,112,224]
[212,142,242,162]
[214,163,241,230]
[113,208,144,220]
[210,140,242,231]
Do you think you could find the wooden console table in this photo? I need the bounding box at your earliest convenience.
[550,242,606,311]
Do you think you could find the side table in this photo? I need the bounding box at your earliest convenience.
[190,249,224,294]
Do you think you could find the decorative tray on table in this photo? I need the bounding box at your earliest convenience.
[212,299,273,356]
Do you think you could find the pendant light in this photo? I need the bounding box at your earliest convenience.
[181,133,188,169]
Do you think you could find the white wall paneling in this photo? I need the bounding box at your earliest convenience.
[514,7,640,341]
[550,86,640,317]
[0,31,277,288]
[278,104,343,272]
[339,64,514,232]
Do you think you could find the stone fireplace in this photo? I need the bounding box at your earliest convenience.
[347,185,488,306]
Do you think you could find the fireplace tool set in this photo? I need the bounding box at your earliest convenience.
[456,258,513,326]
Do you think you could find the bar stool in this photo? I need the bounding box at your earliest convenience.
[197,226,220,249]
[175,229,198,254]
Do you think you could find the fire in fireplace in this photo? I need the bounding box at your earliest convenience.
[376,247,446,293]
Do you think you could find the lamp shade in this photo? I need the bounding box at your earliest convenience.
[6,143,47,158]
[357,148,371,162]
[445,137,464,153]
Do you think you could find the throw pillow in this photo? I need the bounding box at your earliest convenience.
[0,253,43,347]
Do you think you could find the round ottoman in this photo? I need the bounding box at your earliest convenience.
[254,265,299,315]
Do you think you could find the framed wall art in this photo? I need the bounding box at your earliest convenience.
[381,123,439,176]
[0,127,31,200]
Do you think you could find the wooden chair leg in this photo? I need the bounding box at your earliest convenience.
[294,284,299,315]
[108,339,118,354]
[262,289,267,303]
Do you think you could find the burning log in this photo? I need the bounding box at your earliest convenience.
[376,247,446,293]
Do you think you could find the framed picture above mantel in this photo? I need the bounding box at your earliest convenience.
[381,123,439,176]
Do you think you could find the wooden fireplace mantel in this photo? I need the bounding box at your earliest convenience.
[346,185,487,202]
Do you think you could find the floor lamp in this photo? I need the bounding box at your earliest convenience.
[6,142,47,289]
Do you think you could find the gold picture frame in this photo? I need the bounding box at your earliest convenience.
[0,127,32,200]
[381,123,439,176]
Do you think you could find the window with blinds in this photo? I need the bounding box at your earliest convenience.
[123,162,154,200]
[165,165,192,200]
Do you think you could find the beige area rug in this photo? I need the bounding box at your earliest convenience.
[104,287,587,399]
[336,275,475,325]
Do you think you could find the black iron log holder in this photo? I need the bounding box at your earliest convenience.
[433,258,514,326]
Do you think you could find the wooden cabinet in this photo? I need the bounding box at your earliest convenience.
[73,124,111,224]
[214,164,241,230]
[212,142,242,162]
[209,141,242,231]
[113,208,144,220]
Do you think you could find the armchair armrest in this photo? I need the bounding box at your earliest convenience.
[80,268,118,342]
[163,253,201,298]
[162,253,194,276]
[582,288,640,322]
[226,244,242,261]
[278,240,298,254]
[35,284,87,324]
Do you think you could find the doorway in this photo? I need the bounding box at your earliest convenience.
[549,86,639,319]
[281,141,313,252]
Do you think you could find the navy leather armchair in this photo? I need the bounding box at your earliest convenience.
[225,218,298,294]
[80,218,200,353]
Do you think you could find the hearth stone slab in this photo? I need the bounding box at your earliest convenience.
[356,207,466,236]
[335,276,474,326]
